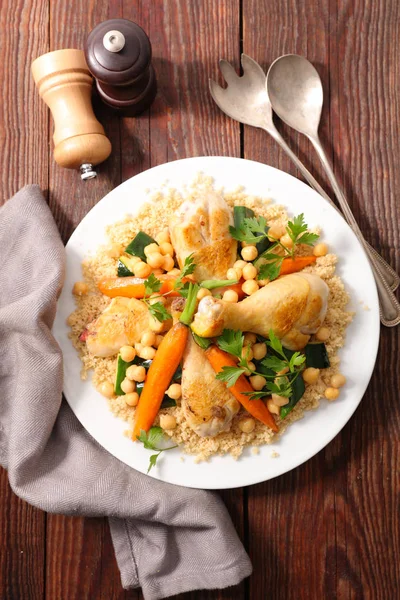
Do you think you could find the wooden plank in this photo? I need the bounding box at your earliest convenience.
[0,0,48,598]
[243,1,400,599]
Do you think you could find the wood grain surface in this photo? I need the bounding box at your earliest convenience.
[0,0,399,599]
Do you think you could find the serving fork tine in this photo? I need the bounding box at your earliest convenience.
[209,54,399,293]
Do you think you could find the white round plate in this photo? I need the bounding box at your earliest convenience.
[53,157,380,489]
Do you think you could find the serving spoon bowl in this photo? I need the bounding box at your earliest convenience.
[267,54,400,327]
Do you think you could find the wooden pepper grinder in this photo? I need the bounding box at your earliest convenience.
[84,19,157,116]
[31,49,112,180]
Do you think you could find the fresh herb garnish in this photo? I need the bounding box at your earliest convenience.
[137,427,178,473]
[192,332,212,350]
[254,214,319,283]
[214,328,306,401]
[174,254,196,296]
[142,274,172,322]
[229,216,270,245]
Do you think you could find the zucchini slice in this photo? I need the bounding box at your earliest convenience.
[114,354,134,395]
[117,255,139,277]
[125,231,156,261]
[304,343,330,369]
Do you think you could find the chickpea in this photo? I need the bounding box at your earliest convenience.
[243,361,256,376]
[302,367,320,385]
[159,242,174,256]
[243,333,257,346]
[156,230,170,245]
[154,334,164,348]
[241,346,254,361]
[315,326,330,342]
[267,399,280,415]
[98,381,114,398]
[277,367,289,376]
[119,345,136,362]
[325,387,340,401]
[257,279,269,287]
[134,342,143,354]
[160,414,177,430]
[125,255,142,266]
[144,243,160,256]
[280,233,294,249]
[313,242,328,257]
[126,365,146,382]
[141,331,156,347]
[133,261,152,279]
[234,259,247,270]
[242,263,258,280]
[242,279,259,295]
[73,281,89,296]
[252,342,267,360]
[149,294,166,306]
[267,222,285,240]
[149,314,168,332]
[147,252,165,269]
[167,383,182,400]
[121,378,136,394]
[197,287,212,300]
[152,269,164,276]
[125,392,139,407]
[331,373,346,388]
[271,394,289,407]
[227,267,242,281]
[250,375,267,391]
[241,245,258,261]
[168,268,181,277]
[223,290,239,303]
[239,417,255,433]
[163,255,175,271]
[139,346,157,360]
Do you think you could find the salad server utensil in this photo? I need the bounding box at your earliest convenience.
[209,54,399,296]
[266,54,400,327]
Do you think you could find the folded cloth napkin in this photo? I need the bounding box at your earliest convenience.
[0,186,252,600]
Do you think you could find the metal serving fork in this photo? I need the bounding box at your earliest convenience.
[209,54,399,294]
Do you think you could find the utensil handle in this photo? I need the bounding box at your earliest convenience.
[266,126,399,292]
[309,135,400,327]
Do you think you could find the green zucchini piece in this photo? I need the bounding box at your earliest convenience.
[125,231,156,261]
[233,205,271,254]
[305,343,330,369]
[114,354,135,395]
[280,375,305,419]
[117,260,133,277]
[161,397,177,409]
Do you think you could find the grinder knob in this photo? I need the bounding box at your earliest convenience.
[85,18,157,116]
[31,49,112,180]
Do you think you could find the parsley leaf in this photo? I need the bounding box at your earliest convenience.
[144,273,162,296]
[267,330,286,358]
[216,366,246,387]
[174,254,196,296]
[289,352,306,372]
[262,354,288,373]
[257,260,282,282]
[286,213,319,247]
[216,329,244,358]
[148,302,171,323]
[229,216,269,245]
[137,427,178,473]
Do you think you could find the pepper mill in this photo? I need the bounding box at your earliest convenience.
[84,19,157,116]
[31,49,112,180]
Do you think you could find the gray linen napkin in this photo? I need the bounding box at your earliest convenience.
[0,185,252,600]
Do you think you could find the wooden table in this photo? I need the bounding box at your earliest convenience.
[1,1,399,598]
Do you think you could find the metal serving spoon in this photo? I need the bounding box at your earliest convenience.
[266,54,400,327]
[209,54,399,297]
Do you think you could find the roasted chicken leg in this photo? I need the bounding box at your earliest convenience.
[169,191,237,281]
[191,272,329,350]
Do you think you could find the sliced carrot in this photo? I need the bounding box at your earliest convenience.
[279,255,317,276]
[98,274,186,299]
[205,346,278,432]
[132,322,189,439]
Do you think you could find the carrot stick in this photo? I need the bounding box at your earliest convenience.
[132,322,189,439]
[279,255,316,276]
[98,274,185,299]
[205,346,279,432]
